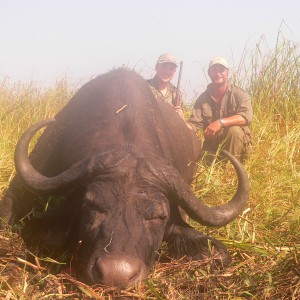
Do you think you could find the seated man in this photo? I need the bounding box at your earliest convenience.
[187,57,253,162]
[147,53,184,119]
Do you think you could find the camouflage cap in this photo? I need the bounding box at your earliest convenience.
[156,53,178,67]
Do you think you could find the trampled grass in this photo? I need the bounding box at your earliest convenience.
[0,36,299,299]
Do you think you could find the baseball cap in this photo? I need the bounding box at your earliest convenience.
[156,53,178,67]
[209,57,229,69]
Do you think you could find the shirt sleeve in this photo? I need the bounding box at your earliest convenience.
[235,88,253,125]
[187,97,204,132]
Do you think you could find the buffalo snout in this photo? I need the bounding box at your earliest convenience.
[88,253,148,287]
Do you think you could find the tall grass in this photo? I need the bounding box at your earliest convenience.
[0,36,299,299]
[244,35,300,245]
[0,78,76,194]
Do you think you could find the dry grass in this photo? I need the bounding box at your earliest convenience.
[1,223,299,299]
[0,35,300,299]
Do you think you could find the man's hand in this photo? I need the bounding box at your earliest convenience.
[174,106,185,119]
[204,120,223,139]
[204,115,247,139]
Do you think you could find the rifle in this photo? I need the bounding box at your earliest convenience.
[175,61,183,107]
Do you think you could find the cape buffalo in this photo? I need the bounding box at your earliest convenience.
[0,68,249,287]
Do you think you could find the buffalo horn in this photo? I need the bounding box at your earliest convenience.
[145,151,249,227]
[14,119,128,192]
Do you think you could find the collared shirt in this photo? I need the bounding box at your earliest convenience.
[188,82,253,136]
[147,76,182,107]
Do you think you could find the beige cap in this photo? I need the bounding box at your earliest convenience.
[156,53,178,67]
[209,57,229,69]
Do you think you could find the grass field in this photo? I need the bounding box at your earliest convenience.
[0,37,299,299]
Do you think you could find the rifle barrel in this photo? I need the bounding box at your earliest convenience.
[175,61,183,106]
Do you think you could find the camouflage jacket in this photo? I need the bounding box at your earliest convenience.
[147,77,182,107]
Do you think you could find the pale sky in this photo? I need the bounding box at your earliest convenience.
[0,0,299,101]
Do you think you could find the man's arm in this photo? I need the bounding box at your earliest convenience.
[233,87,253,125]
[204,115,246,138]
[186,102,204,131]
[205,87,252,138]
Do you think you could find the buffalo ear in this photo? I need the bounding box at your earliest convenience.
[22,215,74,250]
[164,225,231,267]
[22,196,82,251]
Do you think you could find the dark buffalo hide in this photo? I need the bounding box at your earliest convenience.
[0,68,249,287]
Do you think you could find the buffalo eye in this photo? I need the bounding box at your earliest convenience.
[138,193,169,221]
[143,208,167,221]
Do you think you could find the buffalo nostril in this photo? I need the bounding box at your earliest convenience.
[95,255,147,287]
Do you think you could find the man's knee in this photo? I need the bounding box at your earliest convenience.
[226,126,244,140]
[222,126,248,160]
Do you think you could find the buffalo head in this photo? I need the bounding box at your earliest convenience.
[13,119,249,287]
